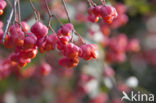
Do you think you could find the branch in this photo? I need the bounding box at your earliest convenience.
[13,0,17,22]
[61,0,71,23]
[29,0,40,20]
[87,0,92,6]
[74,31,85,44]
[17,0,21,23]
[52,14,63,26]
[89,0,96,6]
[43,0,56,33]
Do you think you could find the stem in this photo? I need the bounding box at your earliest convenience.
[89,0,96,6]
[43,0,63,26]
[74,31,85,44]
[52,14,63,26]
[17,0,21,23]
[13,0,17,22]
[2,1,17,43]
[29,0,39,20]
[87,0,92,6]
[44,0,52,16]
[43,0,56,33]
[61,0,71,23]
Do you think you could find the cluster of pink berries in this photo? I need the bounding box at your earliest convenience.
[13,62,52,79]
[0,21,97,71]
[88,5,118,24]
[110,3,128,29]
[0,60,52,80]
[105,34,140,63]
[0,0,6,16]
[56,24,97,68]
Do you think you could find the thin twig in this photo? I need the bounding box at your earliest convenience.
[17,0,21,23]
[44,0,52,16]
[89,0,96,6]
[87,0,92,6]
[43,0,56,33]
[52,14,63,26]
[61,0,71,23]
[74,31,85,44]
[2,1,17,43]
[13,0,17,22]
[29,0,39,20]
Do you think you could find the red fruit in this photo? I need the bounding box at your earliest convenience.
[93,5,102,16]
[0,9,3,16]
[9,25,25,46]
[88,6,94,15]
[20,49,38,59]
[58,57,79,68]
[58,36,71,45]
[39,63,52,76]
[24,33,37,49]
[61,23,73,36]
[114,3,126,15]
[21,21,29,32]
[44,34,57,51]
[79,44,97,60]
[127,39,140,52]
[0,29,4,44]
[3,35,14,48]
[10,53,20,62]
[0,1,6,10]
[64,43,80,59]
[105,51,126,63]
[57,40,66,51]
[31,22,48,38]
[88,14,99,23]
[100,6,118,24]
[100,24,110,36]
[21,67,36,78]
[37,37,46,53]
[108,34,128,53]
[111,14,128,29]
[57,28,62,36]
[105,51,115,63]
[17,58,31,67]
[64,23,74,31]
[116,52,126,63]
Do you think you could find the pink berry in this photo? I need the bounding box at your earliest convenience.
[64,43,80,59]
[0,1,6,10]
[21,21,29,32]
[79,44,97,60]
[58,57,79,68]
[88,14,99,23]
[31,22,48,38]
[93,5,102,16]
[39,63,52,76]
[24,33,37,49]
[127,39,140,52]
